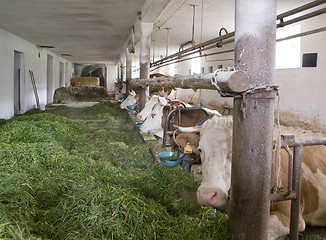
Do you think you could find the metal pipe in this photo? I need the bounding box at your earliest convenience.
[151,49,234,72]
[277,26,326,42]
[277,0,326,20]
[154,49,234,70]
[229,1,277,239]
[165,28,171,57]
[151,31,235,66]
[152,40,155,62]
[289,144,303,240]
[271,191,297,202]
[283,137,326,147]
[277,7,326,28]
[285,146,294,196]
[190,4,197,46]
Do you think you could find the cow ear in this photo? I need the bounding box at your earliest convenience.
[158,97,168,106]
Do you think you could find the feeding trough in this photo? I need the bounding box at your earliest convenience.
[136,120,144,127]
[127,105,135,110]
[158,151,184,167]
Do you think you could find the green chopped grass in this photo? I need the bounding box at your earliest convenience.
[0,100,232,240]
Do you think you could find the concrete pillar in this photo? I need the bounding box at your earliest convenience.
[106,64,117,93]
[126,48,132,94]
[139,21,153,110]
[229,1,277,240]
[120,62,124,82]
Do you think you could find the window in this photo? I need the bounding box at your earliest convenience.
[191,53,201,74]
[302,53,317,67]
[208,66,213,73]
[276,25,301,69]
[201,67,205,74]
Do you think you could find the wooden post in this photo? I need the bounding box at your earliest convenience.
[130,71,250,92]
[139,22,153,110]
[229,1,277,239]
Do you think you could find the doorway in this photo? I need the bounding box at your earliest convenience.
[47,55,54,104]
[14,51,25,114]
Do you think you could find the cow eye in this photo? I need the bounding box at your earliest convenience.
[198,148,202,153]
[152,114,156,118]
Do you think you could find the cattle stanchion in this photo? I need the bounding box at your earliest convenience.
[162,107,209,148]
[271,135,326,240]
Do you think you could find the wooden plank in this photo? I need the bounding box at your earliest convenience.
[29,70,40,109]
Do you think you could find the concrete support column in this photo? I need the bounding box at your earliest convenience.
[120,62,125,82]
[139,21,153,110]
[229,1,277,240]
[106,64,117,93]
[126,48,132,94]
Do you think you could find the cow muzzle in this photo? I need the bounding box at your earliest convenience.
[197,188,227,211]
[137,113,143,121]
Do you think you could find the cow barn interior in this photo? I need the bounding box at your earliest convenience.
[0,0,326,239]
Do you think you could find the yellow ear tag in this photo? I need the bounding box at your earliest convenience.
[184,142,192,154]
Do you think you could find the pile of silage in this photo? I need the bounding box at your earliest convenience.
[0,102,231,240]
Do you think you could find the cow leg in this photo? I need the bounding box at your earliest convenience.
[268,201,305,240]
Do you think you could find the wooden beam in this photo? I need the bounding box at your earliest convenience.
[130,70,250,93]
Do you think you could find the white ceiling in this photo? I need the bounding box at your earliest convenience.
[0,0,314,64]
[0,0,147,64]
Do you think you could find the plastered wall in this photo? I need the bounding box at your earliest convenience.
[275,15,326,133]
[0,27,73,119]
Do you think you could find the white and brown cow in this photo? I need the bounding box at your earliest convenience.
[195,115,326,240]
[120,90,139,109]
[139,96,168,138]
[137,95,164,121]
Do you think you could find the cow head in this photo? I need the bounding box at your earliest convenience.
[139,97,168,138]
[197,116,233,211]
[120,90,138,109]
[137,95,160,121]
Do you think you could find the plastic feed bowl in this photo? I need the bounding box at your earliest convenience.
[158,151,184,167]
[136,120,144,127]
[127,105,135,110]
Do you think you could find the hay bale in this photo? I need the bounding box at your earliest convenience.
[53,87,75,104]
[70,77,100,87]
[53,86,109,104]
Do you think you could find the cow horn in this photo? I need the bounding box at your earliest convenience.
[173,125,201,133]
[145,91,151,100]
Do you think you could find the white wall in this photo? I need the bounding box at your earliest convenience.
[0,27,73,119]
[275,14,326,133]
